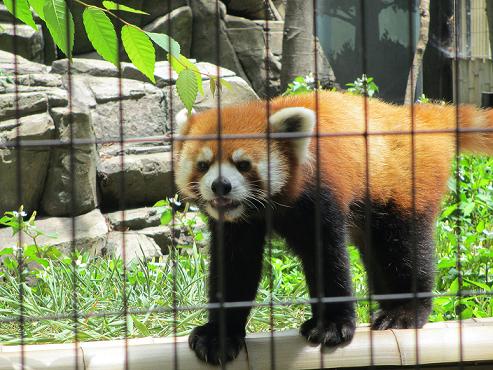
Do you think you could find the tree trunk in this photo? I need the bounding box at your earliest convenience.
[404,0,431,104]
[280,0,335,91]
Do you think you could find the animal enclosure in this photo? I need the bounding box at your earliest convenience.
[0,0,493,369]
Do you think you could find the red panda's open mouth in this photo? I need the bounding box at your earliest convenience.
[209,197,241,210]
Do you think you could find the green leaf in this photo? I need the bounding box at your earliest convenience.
[176,69,198,114]
[131,316,151,336]
[102,1,148,14]
[121,25,155,83]
[219,78,232,90]
[43,0,74,58]
[145,32,180,58]
[168,53,203,95]
[83,8,118,66]
[28,0,46,21]
[4,0,37,30]
[209,76,217,97]
[160,209,172,225]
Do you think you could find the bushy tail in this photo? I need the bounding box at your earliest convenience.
[459,106,493,155]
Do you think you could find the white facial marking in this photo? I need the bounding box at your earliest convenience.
[197,147,213,162]
[232,149,250,162]
[199,162,249,201]
[257,150,288,195]
[175,151,194,197]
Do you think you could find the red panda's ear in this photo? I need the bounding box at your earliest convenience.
[174,108,196,136]
[269,107,316,163]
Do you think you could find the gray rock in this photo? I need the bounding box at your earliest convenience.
[0,50,47,75]
[226,15,281,98]
[0,23,44,63]
[105,207,162,231]
[41,107,98,217]
[85,76,152,103]
[169,76,259,116]
[0,113,55,215]
[143,6,193,58]
[0,209,108,255]
[91,83,167,141]
[51,58,119,78]
[68,75,97,109]
[190,0,250,83]
[104,231,162,262]
[14,73,63,88]
[253,20,284,56]
[142,0,188,25]
[153,61,235,88]
[137,225,174,254]
[98,151,174,209]
[0,85,67,108]
[225,0,280,20]
[0,92,48,121]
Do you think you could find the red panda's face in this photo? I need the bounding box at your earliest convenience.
[174,105,316,222]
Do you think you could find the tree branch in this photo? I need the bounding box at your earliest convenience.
[404,0,431,104]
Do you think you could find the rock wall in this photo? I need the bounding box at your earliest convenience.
[0,50,257,258]
[0,1,284,98]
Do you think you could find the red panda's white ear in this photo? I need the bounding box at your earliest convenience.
[269,107,316,163]
[175,108,196,135]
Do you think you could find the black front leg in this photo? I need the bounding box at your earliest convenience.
[276,190,356,347]
[189,219,265,365]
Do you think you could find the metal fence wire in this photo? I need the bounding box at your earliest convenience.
[1,0,493,369]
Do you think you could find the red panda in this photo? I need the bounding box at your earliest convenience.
[174,90,493,365]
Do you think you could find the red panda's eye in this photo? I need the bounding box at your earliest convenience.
[197,161,210,172]
[236,160,251,172]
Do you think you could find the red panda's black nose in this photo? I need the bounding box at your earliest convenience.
[211,176,232,196]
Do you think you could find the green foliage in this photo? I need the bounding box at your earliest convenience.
[145,31,180,58]
[176,69,198,114]
[3,0,37,30]
[346,74,379,97]
[417,93,430,104]
[121,25,155,83]
[2,0,231,112]
[102,0,148,14]
[43,0,75,58]
[82,7,118,66]
[282,73,316,96]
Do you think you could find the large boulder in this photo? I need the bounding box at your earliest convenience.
[0,23,44,63]
[0,209,108,255]
[41,106,99,217]
[0,50,47,75]
[66,76,167,141]
[143,6,193,58]
[169,75,259,115]
[226,15,281,98]
[224,0,281,20]
[0,92,48,120]
[105,231,162,262]
[142,0,188,25]
[98,145,174,209]
[190,0,250,83]
[0,113,55,215]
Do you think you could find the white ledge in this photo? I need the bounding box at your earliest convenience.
[1,318,493,369]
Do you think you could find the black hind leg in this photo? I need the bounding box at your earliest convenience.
[354,203,435,330]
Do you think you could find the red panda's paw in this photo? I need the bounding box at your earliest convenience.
[300,316,356,347]
[371,302,431,330]
[188,322,245,365]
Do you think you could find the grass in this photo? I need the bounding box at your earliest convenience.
[0,155,491,345]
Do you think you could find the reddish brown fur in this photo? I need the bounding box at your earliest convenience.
[176,90,493,216]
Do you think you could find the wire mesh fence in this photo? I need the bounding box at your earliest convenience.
[0,0,493,369]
